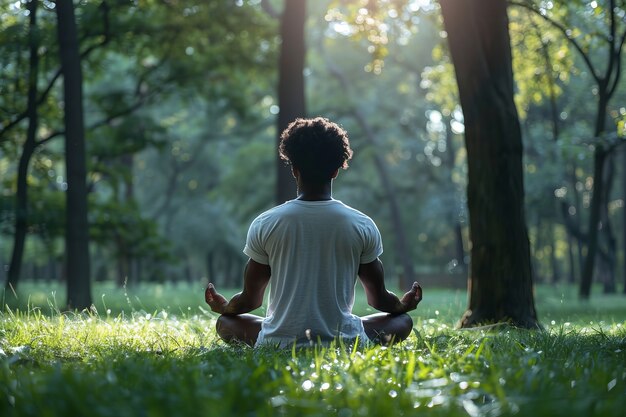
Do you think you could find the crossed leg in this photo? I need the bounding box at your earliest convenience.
[215,312,413,347]
[215,314,263,347]
[361,312,414,345]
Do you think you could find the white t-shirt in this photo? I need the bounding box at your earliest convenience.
[243,199,383,347]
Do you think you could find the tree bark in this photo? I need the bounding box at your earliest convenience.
[440,0,539,328]
[276,0,307,203]
[6,0,39,293]
[56,0,92,309]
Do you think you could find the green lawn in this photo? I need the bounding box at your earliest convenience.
[1,282,625,416]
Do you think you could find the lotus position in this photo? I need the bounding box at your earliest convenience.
[205,117,422,347]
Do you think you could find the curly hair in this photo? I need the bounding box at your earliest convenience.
[279,117,353,184]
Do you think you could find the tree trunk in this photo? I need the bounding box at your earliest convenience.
[580,91,609,299]
[530,221,542,283]
[454,222,467,274]
[566,229,576,283]
[578,0,622,295]
[206,251,215,284]
[115,153,135,286]
[57,0,92,309]
[319,46,417,289]
[623,147,626,294]
[446,117,468,274]
[550,224,560,284]
[600,154,616,293]
[276,0,306,203]
[116,238,129,287]
[6,0,39,293]
[440,0,539,328]
[346,110,416,288]
[568,163,586,275]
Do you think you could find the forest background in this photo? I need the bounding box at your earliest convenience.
[1,0,625,311]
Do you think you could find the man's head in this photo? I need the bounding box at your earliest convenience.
[279,117,353,184]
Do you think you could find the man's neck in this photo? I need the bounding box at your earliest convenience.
[296,181,333,201]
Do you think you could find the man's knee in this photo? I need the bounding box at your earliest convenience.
[397,313,414,339]
[363,312,414,345]
[215,314,262,345]
[215,315,233,341]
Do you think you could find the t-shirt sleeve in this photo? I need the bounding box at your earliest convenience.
[243,217,270,265]
[360,219,383,264]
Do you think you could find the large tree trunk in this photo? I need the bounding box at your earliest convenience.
[440,0,539,328]
[57,0,92,309]
[276,0,306,204]
[6,0,39,293]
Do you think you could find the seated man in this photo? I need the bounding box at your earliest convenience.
[205,117,422,347]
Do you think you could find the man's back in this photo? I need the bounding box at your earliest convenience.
[205,117,420,347]
[244,199,382,346]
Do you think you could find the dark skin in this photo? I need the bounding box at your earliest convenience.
[206,168,423,346]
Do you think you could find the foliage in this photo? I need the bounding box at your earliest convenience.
[0,286,625,416]
[0,0,278,286]
[1,0,625,291]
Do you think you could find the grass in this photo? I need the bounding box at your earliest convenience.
[1,282,625,417]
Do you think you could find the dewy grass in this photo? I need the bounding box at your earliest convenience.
[0,288,625,417]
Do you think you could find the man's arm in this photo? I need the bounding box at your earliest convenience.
[358,258,422,314]
[205,259,271,315]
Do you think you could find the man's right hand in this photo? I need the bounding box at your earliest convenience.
[399,282,423,312]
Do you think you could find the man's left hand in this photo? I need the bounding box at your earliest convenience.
[205,283,229,314]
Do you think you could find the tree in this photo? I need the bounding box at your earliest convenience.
[439,0,539,328]
[277,0,307,203]
[320,45,418,288]
[6,0,39,293]
[2,0,109,293]
[310,1,470,283]
[56,0,92,309]
[510,0,626,298]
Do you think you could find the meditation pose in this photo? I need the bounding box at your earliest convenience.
[205,117,422,347]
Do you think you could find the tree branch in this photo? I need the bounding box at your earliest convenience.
[529,14,559,141]
[38,130,64,146]
[0,1,110,143]
[509,0,601,83]
[260,0,279,19]
[607,28,626,97]
[605,0,617,87]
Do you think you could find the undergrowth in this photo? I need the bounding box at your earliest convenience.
[1,295,625,417]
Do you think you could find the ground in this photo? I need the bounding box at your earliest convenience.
[0,283,625,417]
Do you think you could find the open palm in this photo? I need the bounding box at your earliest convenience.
[205,284,229,314]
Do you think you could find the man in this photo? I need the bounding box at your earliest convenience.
[205,117,422,347]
